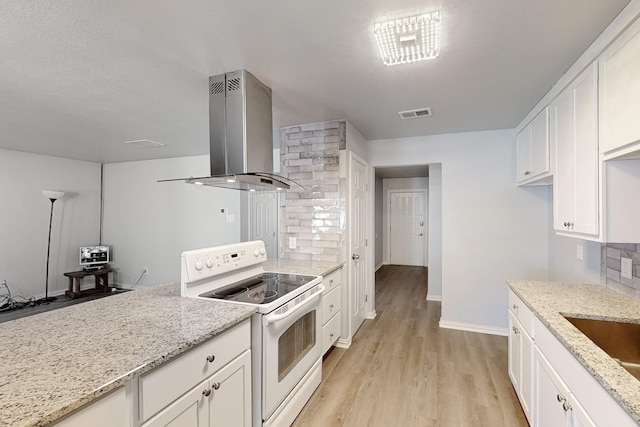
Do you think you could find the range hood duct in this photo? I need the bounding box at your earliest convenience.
[161,70,303,192]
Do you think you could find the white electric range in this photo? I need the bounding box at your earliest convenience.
[181,241,324,427]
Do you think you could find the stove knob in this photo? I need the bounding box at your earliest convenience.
[254,249,260,257]
[205,258,214,268]
[260,248,265,256]
[194,260,204,271]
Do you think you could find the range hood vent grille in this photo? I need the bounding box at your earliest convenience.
[228,77,241,91]
[210,81,224,94]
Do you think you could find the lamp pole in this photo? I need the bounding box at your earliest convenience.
[39,190,65,304]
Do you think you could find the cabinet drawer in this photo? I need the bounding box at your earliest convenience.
[139,320,250,422]
[323,268,342,295]
[508,290,533,336]
[322,313,341,354]
[322,286,341,325]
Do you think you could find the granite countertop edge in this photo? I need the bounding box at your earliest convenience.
[507,280,640,424]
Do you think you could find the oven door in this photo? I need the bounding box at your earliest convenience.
[262,289,323,419]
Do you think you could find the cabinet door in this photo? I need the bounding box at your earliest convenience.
[572,63,599,235]
[520,330,534,424]
[507,312,521,391]
[530,106,550,177]
[534,348,570,427]
[207,350,252,427]
[551,85,574,232]
[142,379,208,427]
[517,127,533,182]
[599,17,640,154]
[569,394,596,427]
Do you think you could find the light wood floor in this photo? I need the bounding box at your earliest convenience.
[292,265,527,427]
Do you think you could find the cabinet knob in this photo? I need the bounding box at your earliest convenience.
[212,382,221,390]
[206,355,215,363]
[329,304,334,310]
[512,304,517,310]
[203,388,211,397]
[329,279,334,285]
[512,326,519,334]
[563,401,572,412]
[556,394,565,403]
[524,171,531,176]
[329,333,334,339]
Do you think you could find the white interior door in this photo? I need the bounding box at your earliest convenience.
[389,191,425,266]
[249,192,278,259]
[350,152,368,336]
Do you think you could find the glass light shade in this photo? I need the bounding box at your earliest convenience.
[374,11,441,66]
[42,190,65,200]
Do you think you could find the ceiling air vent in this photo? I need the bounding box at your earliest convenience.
[398,108,432,120]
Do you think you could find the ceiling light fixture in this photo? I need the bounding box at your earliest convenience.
[123,139,166,148]
[374,11,441,66]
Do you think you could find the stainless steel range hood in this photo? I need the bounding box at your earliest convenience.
[161,70,303,191]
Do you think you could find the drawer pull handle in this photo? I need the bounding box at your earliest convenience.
[212,382,221,390]
[203,388,211,397]
[206,355,215,363]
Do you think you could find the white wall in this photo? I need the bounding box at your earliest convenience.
[368,129,549,333]
[102,155,241,287]
[346,121,368,160]
[0,149,101,298]
[428,164,443,301]
[547,189,602,284]
[381,177,429,266]
[374,175,383,268]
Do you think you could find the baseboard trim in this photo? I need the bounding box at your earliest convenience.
[438,320,508,336]
[375,262,384,272]
[426,294,442,302]
[335,337,351,349]
[365,311,377,320]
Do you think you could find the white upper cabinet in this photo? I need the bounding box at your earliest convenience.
[517,107,551,185]
[599,16,640,159]
[551,63,600,238]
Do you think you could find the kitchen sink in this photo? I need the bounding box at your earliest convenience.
[564,316,640,381]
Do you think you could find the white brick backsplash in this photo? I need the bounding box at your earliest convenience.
[602,243,640,301]
[280,120,347,262]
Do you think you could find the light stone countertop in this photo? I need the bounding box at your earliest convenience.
[263,259,344,277]
[508,280,640,424]
[0,281,256,427]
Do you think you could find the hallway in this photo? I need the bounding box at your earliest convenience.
[293,265,527,426]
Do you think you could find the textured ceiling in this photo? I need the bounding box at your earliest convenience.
[0,0,632,163]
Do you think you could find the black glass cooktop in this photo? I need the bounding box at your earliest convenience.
[199,272,317,305]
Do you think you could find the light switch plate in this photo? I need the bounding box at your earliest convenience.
[621,257,633,279]
[289,237,296,249]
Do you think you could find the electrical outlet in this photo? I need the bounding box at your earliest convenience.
[142,267,149,274]
[576,244,583,261]
[621,257,632,279]
[289,237,296,249]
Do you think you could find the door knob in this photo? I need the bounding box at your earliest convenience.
[352,254,360,260]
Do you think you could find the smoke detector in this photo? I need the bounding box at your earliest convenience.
[398,108,432,120]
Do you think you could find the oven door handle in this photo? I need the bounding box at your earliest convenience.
[263,285,325,326]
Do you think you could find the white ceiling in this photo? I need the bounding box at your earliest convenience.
[0,0,631,164]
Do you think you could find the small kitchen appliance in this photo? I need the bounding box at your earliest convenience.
[181,240,324,426]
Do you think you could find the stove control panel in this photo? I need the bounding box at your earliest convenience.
[181,240,268,282]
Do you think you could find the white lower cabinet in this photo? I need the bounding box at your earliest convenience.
[53,386,132,427]
[139,320,252,427]
[508,293,637,427]
[534,348,594,427]
[321,268,342,354]
[142,350,251,427]
[508,296,534,424]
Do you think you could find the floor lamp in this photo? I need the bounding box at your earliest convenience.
[38,190,65,304]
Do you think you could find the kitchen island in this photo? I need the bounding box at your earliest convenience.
[508,280,640,425]
[0,281,256,427]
